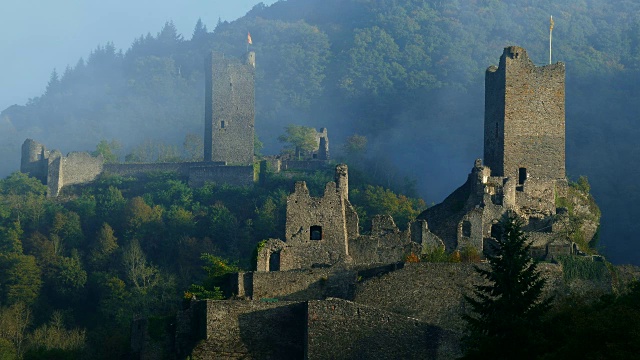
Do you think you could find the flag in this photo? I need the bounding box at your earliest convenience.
[247,32,253,45]
[550,16,554,31]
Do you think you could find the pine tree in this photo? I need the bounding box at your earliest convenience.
[462,213,551,360]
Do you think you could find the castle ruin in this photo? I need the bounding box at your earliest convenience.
[418,46,580,259]
[130,46,602,359]
[20,52,261,196]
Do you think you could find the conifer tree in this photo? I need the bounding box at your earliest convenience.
[462,213,551,360]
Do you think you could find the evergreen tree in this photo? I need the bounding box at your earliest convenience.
[462,213,551,360]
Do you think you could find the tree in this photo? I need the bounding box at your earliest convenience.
[122,240,158,292]
[277,125,317,159]
[0,254,42,306]
[92,140,122,164]
[89,223,118,269]
[462,213,551,360]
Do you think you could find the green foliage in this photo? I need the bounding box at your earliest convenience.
[187,253,241,300]
[459,245,482,264]
[0,338,17,360]
[92,140,122,164]
[541,281,640,359]
[556,255,611,282]
[0,254,42,306]
[0,173,47,197]
[89,223,118,269]
[277,124,318,159]
[463,214,551,359]
[421,246,449,263]
[342,134,367,158]
[24,311,85,359]
[350,184,426,231]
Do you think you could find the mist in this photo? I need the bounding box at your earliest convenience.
[1,0,639,265]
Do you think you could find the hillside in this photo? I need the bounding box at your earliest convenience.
[1,0,639,264]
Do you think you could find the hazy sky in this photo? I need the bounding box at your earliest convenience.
[0,0,277,112]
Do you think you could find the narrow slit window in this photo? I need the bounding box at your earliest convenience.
[220,120,225,129]
[518,167,527,185]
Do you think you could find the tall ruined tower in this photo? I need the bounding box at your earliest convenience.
[204,52,255,165]
[484,46,565,181]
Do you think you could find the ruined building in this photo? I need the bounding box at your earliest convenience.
[417,46,589,259]
[20,52,258,196]
[20,50,332,197]
[131,46,601,360]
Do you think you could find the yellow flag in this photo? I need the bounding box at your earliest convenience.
[247,32,253,45]
[550,16,554,31]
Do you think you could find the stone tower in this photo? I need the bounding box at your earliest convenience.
[204,52,255,165]
[484,46,565,182]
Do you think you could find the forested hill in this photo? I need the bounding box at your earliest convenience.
[1,0,639,264]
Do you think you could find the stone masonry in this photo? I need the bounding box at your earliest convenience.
[204,51,255,165]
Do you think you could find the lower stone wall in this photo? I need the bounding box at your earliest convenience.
[190,300,306,360]
[307,298,461,360]
[60,152,103,187]
[249,268,357,300]
[104,162,192,177]
[281,160,328,171]
[188,165,254,187]
[353,263,563,332]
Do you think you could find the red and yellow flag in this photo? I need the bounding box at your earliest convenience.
[247,32,253,45]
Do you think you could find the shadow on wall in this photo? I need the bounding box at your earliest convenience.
[237,304,306,359]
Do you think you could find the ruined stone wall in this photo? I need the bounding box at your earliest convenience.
[244,268,357,300]
[353,262,563,332]
[307,298,461,360]
[484,46,565,180]
[20,139,49,182]
[189,300,305,360]
[188,165,254,187]
[284,180,351,269]
[315,127,329,160]
[280,160,328,172]
[204,52,255,165]
[53,152,104,196]
[103,162,192,177]
[349,215,421,265]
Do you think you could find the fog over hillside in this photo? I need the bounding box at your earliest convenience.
[1,0,639,265]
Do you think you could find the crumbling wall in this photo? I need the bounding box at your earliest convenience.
[204,52,255,165]
[283,180,351,270]
[20,139,49,182]
[349,215,421,265]
[307,298,461,360]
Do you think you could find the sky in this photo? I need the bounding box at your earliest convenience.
[0,0,278,112]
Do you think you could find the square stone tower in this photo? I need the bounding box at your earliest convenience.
[484,46,565,181]
[204,52,255,165]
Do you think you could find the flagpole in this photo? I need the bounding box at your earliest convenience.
[549,16,554,64]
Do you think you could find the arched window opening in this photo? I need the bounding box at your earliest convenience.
[269,251,280,272]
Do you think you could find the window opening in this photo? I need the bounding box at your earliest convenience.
[269,251,280,272]
[310,225,323,240]
[462,221,471,237]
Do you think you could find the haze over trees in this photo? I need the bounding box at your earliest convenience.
[0,1,638,265]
